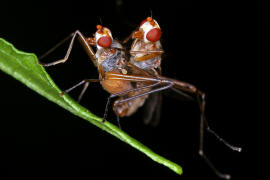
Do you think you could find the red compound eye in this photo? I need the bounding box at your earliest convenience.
[97,36,112,48]
[146,28,161,42]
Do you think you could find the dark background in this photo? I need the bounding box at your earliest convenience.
[0,0,267,179]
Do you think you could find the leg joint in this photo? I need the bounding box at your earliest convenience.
[161,79,174,86]
[198,150,204,156]
[197,89,206,100]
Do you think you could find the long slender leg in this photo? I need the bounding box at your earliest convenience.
[111,82,161,98]
[39,34,73,60]
[105,71,161,82]
[60,79,99,102]
[38,30,97,67]
[101,72,173,123]
[198,91,241,152]
[170,87,194,101]
[109,81,172,128]
[102,81,162,124]
[113,81,172,115]
[197,91,231,179]
[107,73,240,154]
[115,113,121,130]
[60,80,86,95]
[115,81,173,105]
[104,80,173,129]
[106,72,242,180]
[105,72,241,162]
[171,79,241,179]
[78,81,90,103]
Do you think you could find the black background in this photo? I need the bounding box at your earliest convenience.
[0,0,267,179]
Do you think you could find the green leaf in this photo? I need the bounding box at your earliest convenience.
[0,37,182,175]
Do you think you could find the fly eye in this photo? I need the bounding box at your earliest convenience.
[97,36,112,48]
[146,28,161,42]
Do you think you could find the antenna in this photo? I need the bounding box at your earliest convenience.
[150,8,153,18]
[99,17,103,26]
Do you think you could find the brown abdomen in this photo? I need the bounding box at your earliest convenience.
[100,72,132,94]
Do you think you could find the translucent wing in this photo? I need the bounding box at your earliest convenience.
[143,92,162,127]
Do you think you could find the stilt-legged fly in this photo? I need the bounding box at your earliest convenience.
[39,18,241,179]
[126,17,242,179]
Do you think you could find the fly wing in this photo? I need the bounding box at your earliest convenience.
[160,76,196,101]
[124,62,163,126]
[168,87,195,102]
[143,92,162,127]
[124,61,153,77]
[123,63,195,125]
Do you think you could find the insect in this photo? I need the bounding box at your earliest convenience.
[120,17,164,126]
[38,25,171,129]
[123,17,242,179]
[38,19,241,179]
[123,17,163,75]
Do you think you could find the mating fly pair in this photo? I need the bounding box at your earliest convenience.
[39,17,241,179]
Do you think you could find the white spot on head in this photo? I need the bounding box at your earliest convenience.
[95,27,113,49]
[140,19,160,43]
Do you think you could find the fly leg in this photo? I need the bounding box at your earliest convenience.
[111,80,173,128]
[60,79,99,102]
[102,81,161,127]
[38,30,97,67]
[171,79,241,179]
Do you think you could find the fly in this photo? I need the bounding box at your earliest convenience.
[38,19,241,179]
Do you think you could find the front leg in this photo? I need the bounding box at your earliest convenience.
[39,30,97,67]
[121,29,140,44]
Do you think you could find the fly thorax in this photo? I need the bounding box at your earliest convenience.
[96,40,125,72]
[131,40,162,58]
[100,51,117,72]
